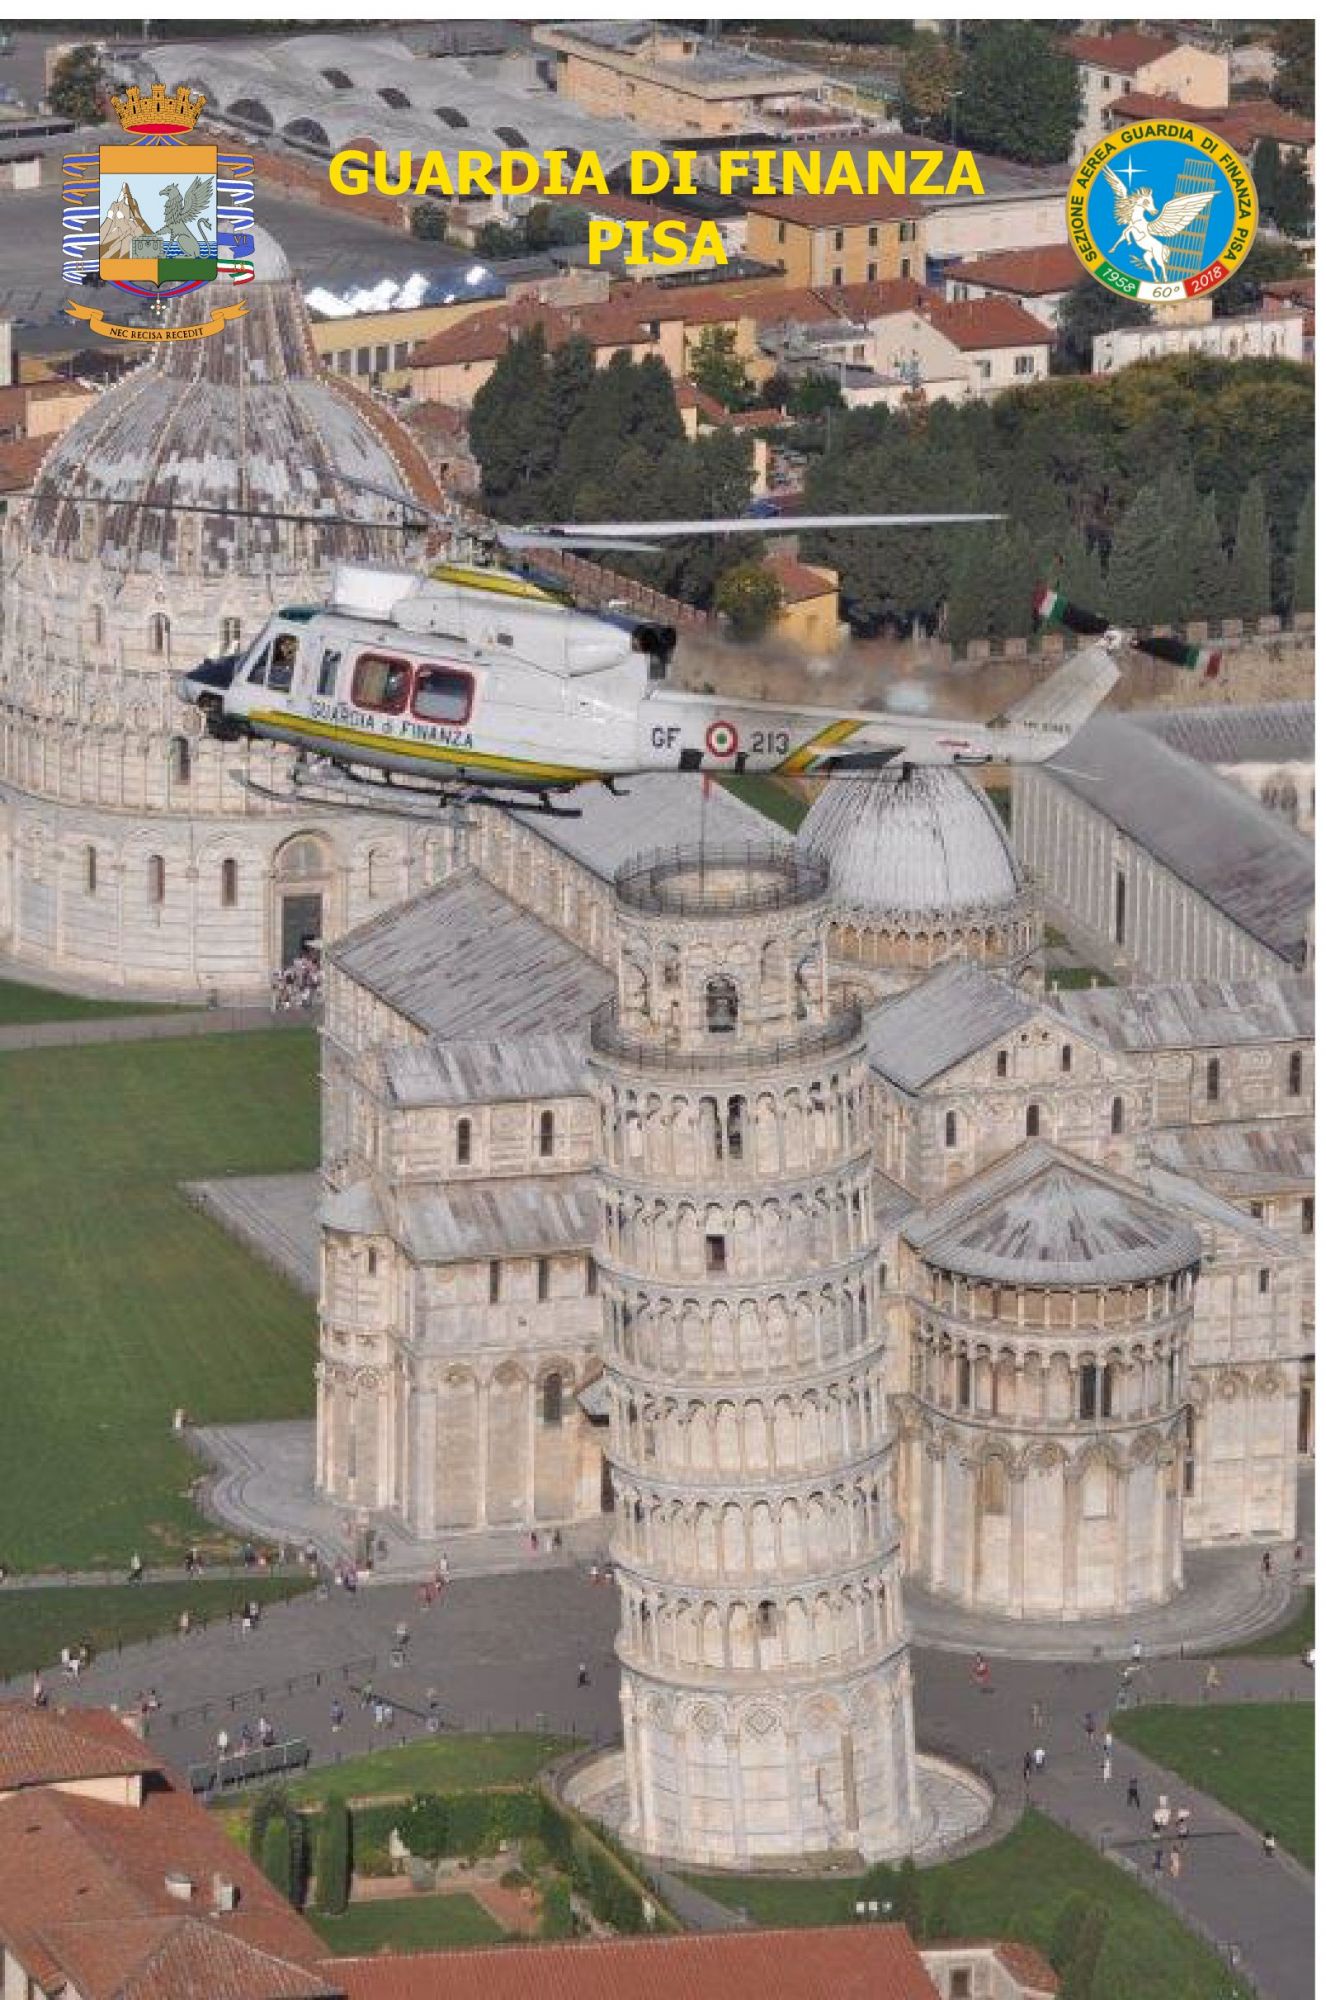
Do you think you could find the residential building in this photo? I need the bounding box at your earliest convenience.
[942,244,1085,331]
[1104,93,1314,183]
[762,554,844,652]
[745,192,926,289]
[532,21,825,137]
[1065,31,1230,147]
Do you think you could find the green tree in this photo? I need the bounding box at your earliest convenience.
[893,1856,924,1939]
[398,1791,450,1859]
[49,45,102,123]
[789,371,846,417]
[1188,489,1230,623]
[1251,137,1283,223]
[955,25,1081,165]
[1053,278,1152,375]
[409,202,448,242]
[688,324,754,411]
[1227,478,1272,618]
[715,561,783,640]
[540,1877,574,1938]
[1106,469,1194,626]
[1060,1903,1108,2000]
[1270,156,1313,239]
[313,1796,351,1916]
[470,326,560,515]
[922,1876,955,1943]
[1272,20,1314,116]
[260,1814,295,1904]
[1291,488,1313,613]
[901,32,963,135]
[524,201,553,252]
[1050,1891,1093,1972]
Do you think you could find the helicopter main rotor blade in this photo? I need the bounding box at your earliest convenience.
[518,512,1005,541]
[497,529,663,556]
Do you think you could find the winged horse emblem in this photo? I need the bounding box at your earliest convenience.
[1102,161,1216,283]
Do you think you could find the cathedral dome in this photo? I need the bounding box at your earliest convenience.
[796,771,1039,989]
[24,224,437,575]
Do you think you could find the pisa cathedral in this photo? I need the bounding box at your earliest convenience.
[0,227,1311,1869]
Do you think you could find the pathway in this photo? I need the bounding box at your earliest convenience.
[0,1005,316,1051]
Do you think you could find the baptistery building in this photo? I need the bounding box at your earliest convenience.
[0,228,443,994]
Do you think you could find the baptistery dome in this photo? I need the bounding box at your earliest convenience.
[0,227,454,997]
[796,769,1040,991]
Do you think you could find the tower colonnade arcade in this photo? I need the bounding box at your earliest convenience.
[592,844,918,1867]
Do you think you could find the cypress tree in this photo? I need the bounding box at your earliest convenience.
[1291,488,1314,614]
[313,1796,351,1916]
[1227,478,1272,619]
[894,1856,924,1938]
[1106,469,1192,627]
[260,1813,295,1905]
[1188,489,1229,624]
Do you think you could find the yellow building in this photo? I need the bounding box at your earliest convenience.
[313,299,512,391]
[745,193,926,290]
[532,22,823,137]
[765,554,843,653]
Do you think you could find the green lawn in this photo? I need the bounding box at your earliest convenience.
[719,772,809,831]
[0,1032,319,1570]
[0,977,184,1025]
[1114,1703,1314,1867]
[686,1812,1251,1999]
[310,1891,507,1952]
[1215,1589,1315,1659]
[284,1733,577,1805]
[0,1576,312,1681]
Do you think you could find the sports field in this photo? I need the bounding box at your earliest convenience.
[0,1031,320,1570]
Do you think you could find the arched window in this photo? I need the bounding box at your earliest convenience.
[366,1248,378,1278]
[1060,1043,1073,1072]
[170,735,191,785]
[996,1050,1009,1078]
[88,603,105,646]
[944,1110,958,1148]
[537,1257,551,1303]
[1078,1360,1098,1420]
[1289,1050,1303,1097]
[979,1457,1008,1514]
[221,616,242,650]
[539,1110,555,1158]
[220,858,238,908]
[148,613,170,657]
[705,975,739,1034]
[147,854,165,905]
[756,1598,777,1634]
[84,845,97,896]
[488,1260,502,1303]
[726,1095,745,1160]
[1025,1102,1041,1138]
[1206,1057,1220,1103]
[456,1117,472,1166]
[957,1355,971,1409]
[543,1372,564,1426]
[1110,1095,1125,1135]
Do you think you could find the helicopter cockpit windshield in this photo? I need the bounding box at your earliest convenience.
[244,626,303,693]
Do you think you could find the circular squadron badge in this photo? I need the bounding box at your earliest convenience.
[1067,122,1257,305]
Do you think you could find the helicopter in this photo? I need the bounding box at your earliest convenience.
[173,483,1157,819]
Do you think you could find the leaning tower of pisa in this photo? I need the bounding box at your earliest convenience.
[590,842,919,1867]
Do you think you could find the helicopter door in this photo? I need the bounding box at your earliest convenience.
[315,644,343,699]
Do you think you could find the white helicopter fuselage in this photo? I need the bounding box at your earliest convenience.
[183,562,1118,797]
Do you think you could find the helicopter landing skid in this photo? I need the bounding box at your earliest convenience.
[233,762,585,820]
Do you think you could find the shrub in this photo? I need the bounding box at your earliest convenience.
[894,1856,923,1938]
[397,1792,449,1860]
[540,1876,574,1938]
[260,1814,294,1903]
[499,1866,528,1890]
[313,1796,351,1916]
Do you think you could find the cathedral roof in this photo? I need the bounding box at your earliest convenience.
[383,1033,589,1107]
[906,1142,1202,1286]
[1149,1118,1313,1195]
[329,871,612,1041]
[1051,974,1312,1051]
[866,963,1038,1093]
[518,772,782,882]
[395,1174,598,1263]
[1133,702,1314,769]
[23,225,440,575]
[795,770,1023,924]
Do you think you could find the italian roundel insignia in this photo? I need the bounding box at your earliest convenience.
[705,720,739,758]
[1068,121,1257,305]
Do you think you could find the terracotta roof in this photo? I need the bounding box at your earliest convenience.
[0,1771,330,1997]
[1264,276,1315,308]
[944,244,1083,298]
[1064,30,1181,71]
[410,296,570,370]
[0,1703,161,1791]
[334,1926,939,2000]
[726,406,786,428]
[1109,91,1314,148]
[921,296,1052,351]
[765,554,838,603]
[992,1939,1061,1993]
[744,189,926,228]
[0,434,56,493]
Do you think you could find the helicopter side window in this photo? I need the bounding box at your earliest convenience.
[351,652,412,715]
[412,664,474,726]
[267,633,299,694]
[246,640,271,686]
[316,646,342,698]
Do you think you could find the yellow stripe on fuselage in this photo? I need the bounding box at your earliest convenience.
[250,710,595,784]
[779,717,861,774]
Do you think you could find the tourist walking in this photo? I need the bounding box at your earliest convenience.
[1168,1845,1182,1879]
[128,1552,143,1583]
[577,1662,590,1687]
[1126,1776,1141,1810]
[1032,1744,1046,1773]
[972,1652,991,1692]
[1263,1830,1277,1860]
